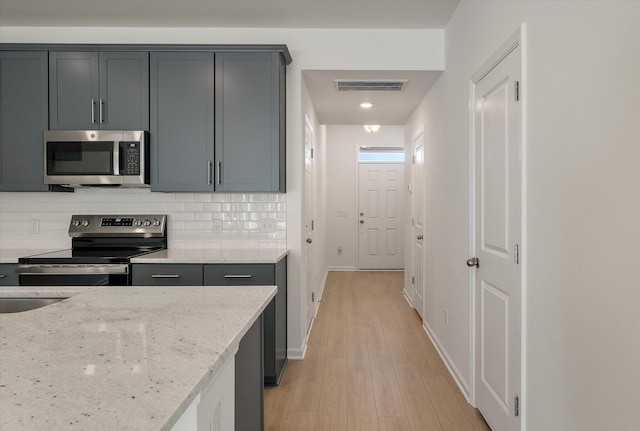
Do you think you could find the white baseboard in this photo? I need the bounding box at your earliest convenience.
[326,266,356,271]
[423,320,471,401]
[401,289,413,308]
[287,344,307,360]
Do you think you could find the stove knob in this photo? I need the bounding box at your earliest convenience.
[81,220,90,227]
[143,219,151,226]
[72,219,82,227]
[133,219,142,227]
[152,219,161,227]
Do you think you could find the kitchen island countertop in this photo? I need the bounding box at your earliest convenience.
[0,284,276,430]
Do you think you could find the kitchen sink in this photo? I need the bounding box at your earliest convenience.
[0,298,66,314]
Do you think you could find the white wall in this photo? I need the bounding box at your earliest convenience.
[0,26,444,358]
[325,125,405,270]
[408,1,640,429]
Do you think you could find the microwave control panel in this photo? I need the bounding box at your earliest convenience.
[120,142,140,175]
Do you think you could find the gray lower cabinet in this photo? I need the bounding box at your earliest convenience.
[204,258,288,385]
[131,264,203,285]
[150,51,286,193]
[0,51,49,191]
[215,52,285,192]
[49,51,149,130]
[150,52,215,192]
[235,313,264,431]
[0,264,19,286]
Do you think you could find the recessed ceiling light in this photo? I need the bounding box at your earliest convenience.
[360,102,373,109]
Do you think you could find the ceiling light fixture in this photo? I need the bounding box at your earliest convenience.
[360,102,373,109]
[363,125,381,133]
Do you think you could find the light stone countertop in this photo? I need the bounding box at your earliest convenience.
[131,248,289,264]
[0,249,60,264]
[0,284,276,430]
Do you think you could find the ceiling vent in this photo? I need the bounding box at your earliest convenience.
[334,79,407,92]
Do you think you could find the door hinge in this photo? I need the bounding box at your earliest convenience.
[514,81,520,101]
[312,292,315,302]
[411,276,415,285]
[312,220,315,230]
[311,148,314,158]
[412,155,416,164]
[514,394,520,417]
[514,244,520,265]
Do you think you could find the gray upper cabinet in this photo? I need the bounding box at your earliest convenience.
[150,52,215,192]
[49,51,149,130]
[150,51,286,193]
[215,52,285,192]
[0,51,49,191]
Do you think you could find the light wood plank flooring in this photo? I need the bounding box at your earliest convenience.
[265,271,491,431]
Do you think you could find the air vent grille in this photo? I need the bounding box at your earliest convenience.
[335,79,407,91]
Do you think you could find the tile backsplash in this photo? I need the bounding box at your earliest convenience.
[0,189,286,250]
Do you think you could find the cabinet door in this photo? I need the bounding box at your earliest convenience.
[99,52,149,130]
[215,52,285,192]
[49,51,99,130]
[0,264,19,286]
[150,52,215,192]
[131,264,203,286]
[0,51,49,191]
[235,314,264,431]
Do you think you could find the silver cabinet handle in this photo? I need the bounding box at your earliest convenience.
[208,161,213,185]
[91,99,96,124]
[224,274,252,279]
[99,99,104,123]
[466,257,479,268]
[217,161,222,185]
[151,274,181,278]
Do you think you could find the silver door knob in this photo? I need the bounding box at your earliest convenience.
[466,257,479,268]
[306,238,312,244]
[359,220,364,224]
[417,235,423,240]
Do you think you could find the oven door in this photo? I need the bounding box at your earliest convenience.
[16,264,130,286]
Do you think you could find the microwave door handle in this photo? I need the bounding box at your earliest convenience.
[114,143,121,176]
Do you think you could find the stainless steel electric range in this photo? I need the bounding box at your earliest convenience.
[17,215,167,286]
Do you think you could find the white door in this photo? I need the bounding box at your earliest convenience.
[358,163,404,270]
[304,118,315,334]
[413,133,425,319]
[472,44,522,431]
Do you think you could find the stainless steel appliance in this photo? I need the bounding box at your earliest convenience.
[44,130,149,186]
[17,215,166,286]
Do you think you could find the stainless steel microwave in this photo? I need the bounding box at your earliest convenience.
[44,130,149,186]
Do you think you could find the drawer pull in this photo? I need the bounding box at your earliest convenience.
[151,274,181,278]
[224,274,253,279]
[0,274,6,278]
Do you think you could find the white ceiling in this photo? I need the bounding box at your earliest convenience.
[303,70,442,125]
[0,0,457,126]
[0,0,459,28]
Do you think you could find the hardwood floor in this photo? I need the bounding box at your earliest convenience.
[264,271,491,431]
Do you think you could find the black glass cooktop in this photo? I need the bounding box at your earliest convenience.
[19,248,160,265]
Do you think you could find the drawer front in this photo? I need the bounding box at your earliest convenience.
[0,264,19,286]
[204,264,274,286]
[132,264,203,286]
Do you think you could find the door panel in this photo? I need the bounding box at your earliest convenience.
[474,44,522,431]
[413,138,425,319]
[358,163,404,270]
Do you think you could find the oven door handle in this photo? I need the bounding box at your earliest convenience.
[16,264,129,275]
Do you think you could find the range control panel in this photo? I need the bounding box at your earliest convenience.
[69,215,166,237]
